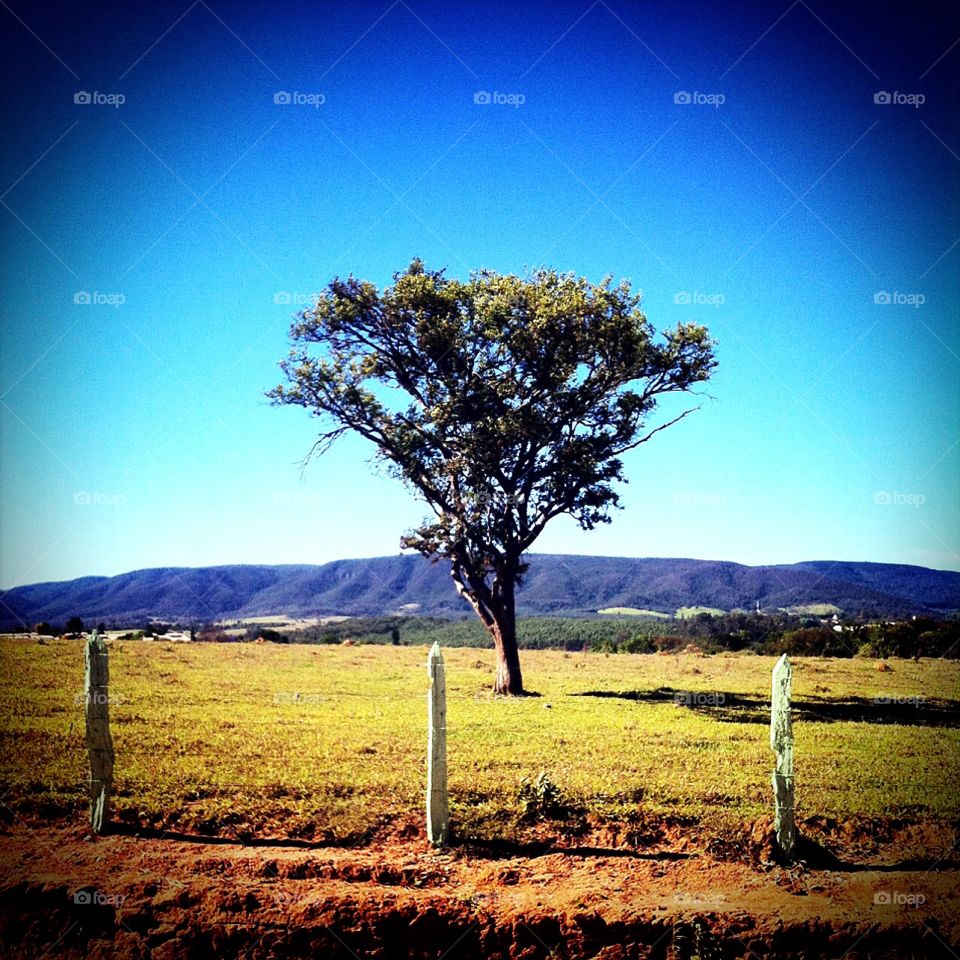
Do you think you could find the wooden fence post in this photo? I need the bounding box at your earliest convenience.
[426,642,448,845]
[770,653,795,858]
[84,631,114,834]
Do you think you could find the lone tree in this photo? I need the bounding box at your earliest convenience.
[269,261,716,694]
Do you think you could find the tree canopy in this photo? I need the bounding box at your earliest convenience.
[270,260,716,692]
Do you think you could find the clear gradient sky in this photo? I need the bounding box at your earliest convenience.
[1,0,958,588]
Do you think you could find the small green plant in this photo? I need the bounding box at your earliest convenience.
[517,771,568,821]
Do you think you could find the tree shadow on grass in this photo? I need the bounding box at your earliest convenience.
[572,687,960,727]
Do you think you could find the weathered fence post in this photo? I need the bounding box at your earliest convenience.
[84,631,114,834]
[770,653,795,858]
[426,641,448,845]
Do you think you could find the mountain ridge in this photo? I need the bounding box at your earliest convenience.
[2,555,957,628]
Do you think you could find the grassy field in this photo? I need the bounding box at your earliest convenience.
[1,637,957,844]
[675,606,727,619]
[597,607,669,618]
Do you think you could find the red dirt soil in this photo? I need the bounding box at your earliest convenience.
[0,819,957,959]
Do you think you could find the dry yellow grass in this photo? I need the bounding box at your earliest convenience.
[1,637,957,842]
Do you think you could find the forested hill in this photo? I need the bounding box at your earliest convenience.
[2,556,958,628]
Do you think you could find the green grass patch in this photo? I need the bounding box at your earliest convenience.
[597,607,670,618]
[675,607,726,619]
[783,603,843,616]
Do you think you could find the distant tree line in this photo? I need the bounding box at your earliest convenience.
[28,617,104,637]
[17,611,958,658]
[235,612,958,658]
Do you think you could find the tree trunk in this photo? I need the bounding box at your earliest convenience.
[491,572,524,695]
[450,554,525,695]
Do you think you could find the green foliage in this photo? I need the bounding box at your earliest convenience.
[270,262,716,564]
[242,626,286,643]
[241,613,959,658]
[770,627,853,658]
[65,617,84,633]
[518,772,569,821]
[856,619,960,659]
[592,629,657,654]
[269,261,716,692]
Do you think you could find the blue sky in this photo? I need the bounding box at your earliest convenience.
[1,0,958,588]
